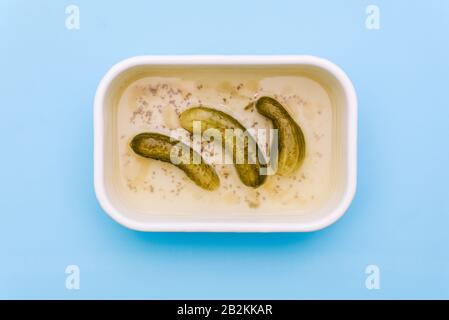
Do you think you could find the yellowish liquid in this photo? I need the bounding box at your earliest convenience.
[115,67,334,215]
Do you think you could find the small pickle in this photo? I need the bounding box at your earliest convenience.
[255,97,306,176]
[129,132,220,191]
[179,107,267,188]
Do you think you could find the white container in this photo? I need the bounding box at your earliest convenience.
[94,56,357,232]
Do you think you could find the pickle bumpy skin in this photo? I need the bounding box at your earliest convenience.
[255,96,306,176]
[179,107,267,188]
[129,132,220,191]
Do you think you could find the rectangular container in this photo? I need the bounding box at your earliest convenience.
[94,55,357,232]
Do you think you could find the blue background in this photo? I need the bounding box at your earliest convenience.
[1,0,448,299]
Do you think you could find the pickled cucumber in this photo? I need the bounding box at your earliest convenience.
[179,107,267,188]
[255,97,306,176]
[129,132,220,191]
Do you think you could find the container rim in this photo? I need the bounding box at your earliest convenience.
[93,55,357,232]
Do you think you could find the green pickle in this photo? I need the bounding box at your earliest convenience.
[179,107,267,188]
[255,96,306,176]
[129,132,220,191]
